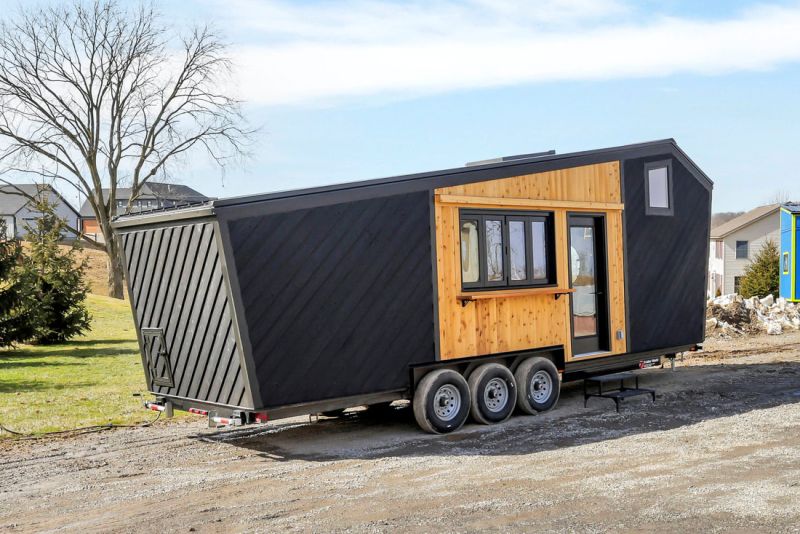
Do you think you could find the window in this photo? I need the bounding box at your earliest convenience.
[644,160,673,216]
[460,221,479,283]
[784,252,790,274]
[736,240,748,259]
[459,210,555,289]
[734,276,743,295]
[714,241,723,259]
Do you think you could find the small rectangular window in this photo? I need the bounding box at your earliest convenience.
[736,241,748,259]
[784,252,790,274]
[714,241,723,259]
[484,219,504,283]
[509,220,527,281]
[532,220,548,280]
[460,220,479,284]
[644,160,673,216]
[459,210,555,290]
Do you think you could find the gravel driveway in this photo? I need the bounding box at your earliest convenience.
[2,333,800,533]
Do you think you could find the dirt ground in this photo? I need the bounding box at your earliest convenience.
[2,333,800,533]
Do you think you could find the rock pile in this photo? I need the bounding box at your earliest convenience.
[706,294,800,336]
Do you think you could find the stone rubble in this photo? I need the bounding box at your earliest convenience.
[706,294,800,337]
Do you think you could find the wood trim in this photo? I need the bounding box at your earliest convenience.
[436,194,624,212]
[458,287,574,302]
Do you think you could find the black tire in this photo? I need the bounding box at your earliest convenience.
[515,357,560,415]
[468,363,517,425]
[413,369,471,434]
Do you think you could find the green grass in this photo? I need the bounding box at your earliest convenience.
[0,294,156,436]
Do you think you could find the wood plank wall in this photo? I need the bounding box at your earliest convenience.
[434,161,627,363]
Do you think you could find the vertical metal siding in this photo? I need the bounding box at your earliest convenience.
[121,221,251,408]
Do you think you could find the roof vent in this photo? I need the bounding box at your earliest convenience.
[465,150,556,167]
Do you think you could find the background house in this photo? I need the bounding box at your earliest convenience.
[79,182,209,242]
[708,204,780,296]
[0,183,80,240]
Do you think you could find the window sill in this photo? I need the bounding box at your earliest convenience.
[457,287,575,305]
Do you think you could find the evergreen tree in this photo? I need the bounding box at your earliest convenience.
[0,220,31,346]
[18,196,91,344]
[740,240,780,299]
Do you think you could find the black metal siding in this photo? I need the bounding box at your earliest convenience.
[121,222,251,408]
[224,191,435,408]
[623,155,711,352]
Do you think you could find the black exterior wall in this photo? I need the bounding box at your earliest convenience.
[222,191,435,408]
[119,221,251,408]
[622,155,711,352]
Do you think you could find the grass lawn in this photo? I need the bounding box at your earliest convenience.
[0,294,154,436]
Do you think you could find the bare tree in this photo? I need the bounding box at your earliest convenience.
[767,190,794,205]
[0,1,249,298]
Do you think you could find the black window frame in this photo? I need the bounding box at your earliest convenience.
[644,159,674,216]
[459,209,556,290]
[736,240,748,259]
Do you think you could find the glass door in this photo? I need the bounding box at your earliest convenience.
[568,215,610,355]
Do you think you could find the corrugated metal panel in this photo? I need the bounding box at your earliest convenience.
[225,191,435,408]
[121,221,250,408]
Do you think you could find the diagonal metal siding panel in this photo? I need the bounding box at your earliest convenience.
[225,191,435,408]
[120,221,251,408]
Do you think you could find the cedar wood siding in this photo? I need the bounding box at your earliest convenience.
[623,155,711,352]
[222,191,435,409]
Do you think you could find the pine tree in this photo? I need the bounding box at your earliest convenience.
[740,240,780,299]
[18,196,91,344]
[0,220,32,346]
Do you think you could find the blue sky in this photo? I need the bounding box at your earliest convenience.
[146,0,800,211]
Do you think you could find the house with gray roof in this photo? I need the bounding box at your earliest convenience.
[79,181,209,242]
[708,203,781,297]
[0,183,80,240]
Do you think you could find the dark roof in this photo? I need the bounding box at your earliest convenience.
[213,138,712,208]
[79,181,209,216]
[113,139,714,228]
[782,203,800,214]
[0,183,79,216]
[710,204,780,239]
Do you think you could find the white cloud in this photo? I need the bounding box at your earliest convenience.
[217,1,800,106]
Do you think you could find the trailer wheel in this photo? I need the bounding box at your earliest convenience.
[467,363,517,425]
[515,357,560,415]
[413,369,470,434]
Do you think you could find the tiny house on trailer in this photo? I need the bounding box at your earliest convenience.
[113,139,712,434]
[780,204,800,302]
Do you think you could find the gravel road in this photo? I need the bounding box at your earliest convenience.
[2,333,800,533]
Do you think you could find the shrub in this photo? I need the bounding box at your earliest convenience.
[0,221,32,346]
[17,197,91,344]
[739,240,780,299]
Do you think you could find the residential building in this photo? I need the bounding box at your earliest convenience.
[708,204,781,296]
[0,183,80,240]
[79,182,209,242]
